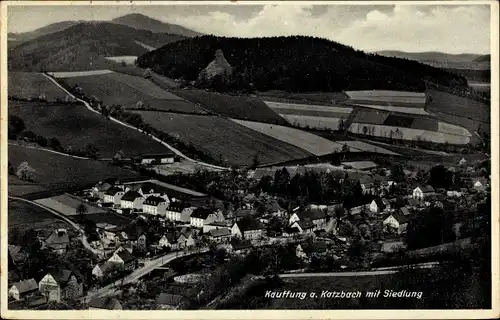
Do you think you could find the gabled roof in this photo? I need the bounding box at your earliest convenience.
[44,229,70,249]
[116,250,135,263]
[234,219,264,232]
[358,175,374,184]
[156,293,184,306]
[299,241,329,255]
[48,269,74,286]
[191,207,214,219]
[295,209,327,221]
[141,152,176,159]
[161,232,177,243]
[89,297,121,309]
[94,182,112,192]
[400,207,411,215]
[11,278,38,294]
[105,186,123,196]
[168,202,186,212]
[121,190,143,202]
[387,212,417,224]
[143,196,167,206]
[295,219,315,230]
[372,198,386,208]
[8,245,26,263]
[416,185,435,193]
[208,228,231,238]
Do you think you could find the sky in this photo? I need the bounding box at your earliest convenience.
[7,3,491,54]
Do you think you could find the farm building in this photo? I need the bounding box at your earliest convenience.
[369,198,391,213]
[231,219,266,241]
[382,213,417,234]
[142,195,169,216]
[289,209,328,231]
[42,229,70,254]
[9,279,38,300]
[136,152,176,165]
[190,208,223,228]
[412,185,436,200]
[208,228,232,243]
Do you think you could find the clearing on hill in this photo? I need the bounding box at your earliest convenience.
[133,111,313,167]
[170,89,287,124]
[8,72,72,101]
[8,144,138,197]
[58,72,206,114]
[9,101,171,158]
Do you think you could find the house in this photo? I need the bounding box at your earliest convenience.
[107,250,136,271]
[227,239,253,255]
[412,185,436,200]
[369,198,390,213]
[190,208,223,228]
[290,219,315,234]
[92,262,113,279]
[289,209,328,231]
[180,206,196,223]
[136,234,147,252]
[166,202,186,221]
[203,221,229,233]
[177,228,197,249]
[43,229,70,254]
[472,177,488,190]
[447,190,463,198]
[9,279,38,300]
[296,241,329,261]
[103,187,125,205]
[359,176,375,194]
[400,207,411,216]
[458,157,468,166]
[208,228,232,243]
[143,196,169,216]
[8,245,27,267]
[39,269,83,302]
[120,190,145,210]
[231,219,266,240]
[159,232,178,250]
[155,293,185,310]
[137,152,176,165]
[383,213,417,234]
[92,182,112,200]
[89,297,122,310]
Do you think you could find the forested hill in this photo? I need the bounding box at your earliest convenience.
[137,35,468,93]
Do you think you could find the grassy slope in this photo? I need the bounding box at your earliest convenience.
[8,199,68,229]
[8,22,185,71]
[8,72,70,101]
[133,111,313,167]
[9,101,170,158]
[8,144,138,197]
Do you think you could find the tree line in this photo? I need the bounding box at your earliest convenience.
[137,35,467,93]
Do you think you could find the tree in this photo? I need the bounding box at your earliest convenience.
[49,137,62,151]
[76,204,88,222]
[16,161,36,181]
[8,115,25,139]
[251,153,260,170]
[36,135,48,147]
[428,165,453,189]
[362,126,368,135]
[390,164,406,183]
[85,144,99,159]
[341,143,350,153]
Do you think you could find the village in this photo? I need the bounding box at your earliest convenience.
[7,150,491,310]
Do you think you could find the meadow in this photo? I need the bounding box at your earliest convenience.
[134,112,313,167]
[352,104,429,115]
[232,119,345,156]
[60,72,206,113]
[8,145,138,197]
[8,72,71,101]
[171,89,287,124]
[48,70,114,78]
[8,199,68,229]
[104,56,138,65]
[9,101,170,158]
[338,140,399,155]
[35,194,107,216]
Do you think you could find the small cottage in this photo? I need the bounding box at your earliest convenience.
[9,279,38,300]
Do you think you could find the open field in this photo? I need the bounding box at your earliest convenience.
[9,101,170,158]
[35,194,106,216]
[171,89,287,124]
[348,123,471,145]
[426,88,490,128]
[80,212,133,227]
[279,115,345,131]
[153,160,223,176]
[264,101,353,114]
[48,70,114,78]
[104,56,137,65]
[259,91,349,104]
[352,104,429,115]
[8,145,138,197]
[8,72,72,101]
[232,119,345,156]
[338,140,399,155]
[59,72,206,113]
[345,90,426,102]
[8,199,69,229]
[134,112,313,167]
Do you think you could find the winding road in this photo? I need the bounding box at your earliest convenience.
[8,196,104,257]
[83,247,209,303]
[42,73,230,171]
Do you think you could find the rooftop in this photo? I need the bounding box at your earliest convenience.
[11,278,38,294]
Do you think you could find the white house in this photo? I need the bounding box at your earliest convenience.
[177,229,197,249]
[166,202,186,221]
[190,208,223,228]
[472,178,488,190]
[158,233,178,250]
[288,209,327,231]
[412,185,436,200]
[382,213,416,234]
[180,206,196,223]
[9,279,38,300]
[120,191,145,210]
[208,228,232,243]
[138,153,175,165]
[290,220,315,234]
[103,187,125,205]
[369,198,390,213]
[231,219,266,240]
[92,262,113,279]
[107,250,135,271]
[142,196,169,216]
[38,269,83,302]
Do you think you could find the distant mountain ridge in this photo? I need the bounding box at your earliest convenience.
[112,13,202,37]
[8,22,186,71]
[376,50,490,70]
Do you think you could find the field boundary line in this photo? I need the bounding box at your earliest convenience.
[8,141,91,160]
[42,73,230,171]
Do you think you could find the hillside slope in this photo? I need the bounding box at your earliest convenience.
[8,21,83,48]
[112,13,202,37]
[376,50,490,70]
[137,35,468,93]
[8,22,185,71]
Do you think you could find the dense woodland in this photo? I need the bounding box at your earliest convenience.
[137,35,468,93]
